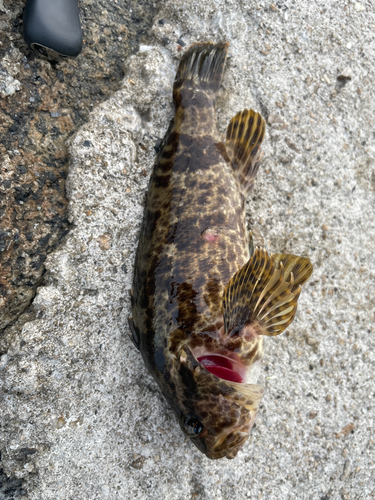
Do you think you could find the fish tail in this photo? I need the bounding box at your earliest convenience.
[173,41,229,99]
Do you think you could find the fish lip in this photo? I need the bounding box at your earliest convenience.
[190,419,252,460]
[205,448,238,460]
[190,434,247,460]
[204,435,249,460]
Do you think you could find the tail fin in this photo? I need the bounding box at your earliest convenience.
[173,42,229,95]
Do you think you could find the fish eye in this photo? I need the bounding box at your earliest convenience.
[184,416,204,436]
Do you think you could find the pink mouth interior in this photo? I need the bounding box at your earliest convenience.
[197,355,243,383]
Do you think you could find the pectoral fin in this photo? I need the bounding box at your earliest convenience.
[248,230,255,257]
[226,109,266,196]
[273,252,313,290]
[223,248,312,337]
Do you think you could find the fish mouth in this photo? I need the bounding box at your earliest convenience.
[190,347,259,384]
[205,438,247,460]
[196,353,245,383]
[203,409,258,460]
[190,426,250,460]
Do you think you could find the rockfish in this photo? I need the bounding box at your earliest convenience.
[130,42,312,459]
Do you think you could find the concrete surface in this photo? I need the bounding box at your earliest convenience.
[1,1,375,499]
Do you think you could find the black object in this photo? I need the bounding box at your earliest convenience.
[23,0,82,61]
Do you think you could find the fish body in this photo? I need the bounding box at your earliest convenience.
[130,42,312,459]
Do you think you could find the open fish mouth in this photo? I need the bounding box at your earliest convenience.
[196,353,245,383]
[190,346,260,384]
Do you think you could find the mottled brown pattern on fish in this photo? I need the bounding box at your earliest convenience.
[133,96,251,350]
[131,42,263,459]
[131,41,312,460]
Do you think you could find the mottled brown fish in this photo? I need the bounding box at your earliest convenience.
[129,42,312,459]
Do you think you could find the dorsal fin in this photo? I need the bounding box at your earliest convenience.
[225,109,266,196]
[223,248,312,337]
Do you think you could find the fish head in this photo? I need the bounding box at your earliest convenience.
[173,345,264,460]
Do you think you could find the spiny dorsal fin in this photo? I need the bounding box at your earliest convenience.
[174,42,229,93]
[223,248,312,337]
[225,109,266,196]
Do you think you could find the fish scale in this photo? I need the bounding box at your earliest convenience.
[130,41,312,459]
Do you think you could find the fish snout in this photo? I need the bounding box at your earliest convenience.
[202,412,256,460]
[204,430,250,460]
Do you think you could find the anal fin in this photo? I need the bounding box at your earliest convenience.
[226,109,266,196]
[223,248,312,337]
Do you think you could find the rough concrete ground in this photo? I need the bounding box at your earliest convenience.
[1,1,375,499]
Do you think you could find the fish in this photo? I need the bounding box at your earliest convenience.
[129,41,313,460]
